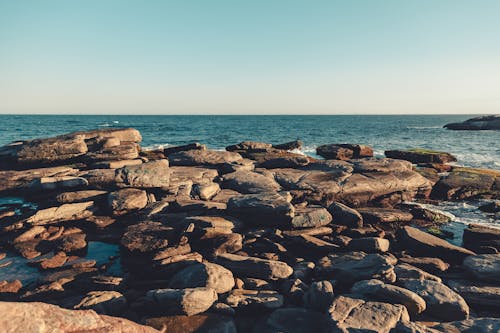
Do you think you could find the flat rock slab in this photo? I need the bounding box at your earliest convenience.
[385,149,456,164]
[400,226,476,264]
[216,253,293,280]
[26,201,96,226]
[256,307,334,333]
[227,192,294,226]
[169,149,242,167]
[315,251,396,283]
[0,301,158,333]
[328,295,409,333]
[222,170,281,194]
[357,208,413,224]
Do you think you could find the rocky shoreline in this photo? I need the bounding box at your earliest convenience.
[0,127,498,332]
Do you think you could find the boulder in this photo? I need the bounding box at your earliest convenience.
[222,171,281,193]
[108,188,148,216]
[400,279,469,321]
[169,150,242,167]
[327,202,363,227]
[385,149,456,164]
[227,192,294,226]
[0,301,158,333]
[224,289,284,309]
[349,237,390,253]
[431,167,499,200]
[316,144,373,160]
[351,279,426,316]
[315,251,397,284]
[444,115,500,130]
[291,206,332,229]
[169,262,235,294]
[216,253,293,280]
[115,160,170,188]
[399,226,476,264]
[244,150,310,169]
[463,254,500,283]
[144,288,217,316]
[302,280,335,311]
[328,295,409,333]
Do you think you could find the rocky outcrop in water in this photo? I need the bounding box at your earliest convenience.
[444,115,500,130]
[0,128,499,332]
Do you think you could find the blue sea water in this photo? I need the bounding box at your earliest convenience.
[0,114,499,170]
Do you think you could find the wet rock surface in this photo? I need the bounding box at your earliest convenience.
[0,127,498,332]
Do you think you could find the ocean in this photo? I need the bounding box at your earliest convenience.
[0,114,499,170]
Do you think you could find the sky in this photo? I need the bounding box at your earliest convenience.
[1,0,499,115]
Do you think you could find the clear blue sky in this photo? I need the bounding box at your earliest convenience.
[1,0,499,114]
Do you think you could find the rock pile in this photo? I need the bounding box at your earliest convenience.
[0,128,499,332]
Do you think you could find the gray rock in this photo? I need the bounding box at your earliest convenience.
[222,171,281,194]
[400,279,469,321]
[447,279,500,309]
[463,254,500,283]
[291,206,332,229]
[327,202,363,227]
[349,237,390,253]
[115,159,170,188]
[351,279,426,316]
[227,192,294,226]
[394,263,442,282]
[216,253,293,280]
[316,251,397,283]
[108,188,148,216]
[169,262,235,294]
[25,202,96,226]
[302,280,335,311]
[145,287,218,316]
[329,295,409,333]
[400,226,476,264]
[432,317,500,333]
[169,149,242,167]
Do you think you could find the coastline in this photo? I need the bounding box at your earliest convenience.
[0,126,498,332]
